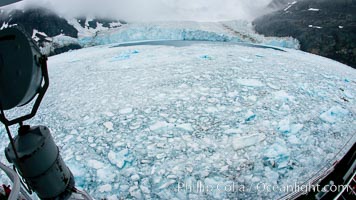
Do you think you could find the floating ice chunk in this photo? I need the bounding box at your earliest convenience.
[238,57,253,62]
[263,142,290,168]
[103,111,114,117]
[278,160,289,169]
[227,91,239,97]
[111,54,130,61]
[108,149,130,169]
[204,177,225,199]
[131,174,140,181]
[232,106,242,112]
[87,159,105,169]
[220,165,229,172]
[129,119,142,130]
[167,175,177,179]
[88,137,94,143]
[267,83,280,90]
[248,95,257,102]
[119,108,133,114]
[107,195,119,200]
[129,186,142,199]
[206,106,218,113]
[280,104,290,112]
[150,121,173,131]
[67,161,87,187]
[63,135,74,143]
[120,185,130,193]
[274,90,294,102]
[224,128,242,134]
[288,135,301,144]
[103,121,114,131]
[158,180,176,190]
[291,124,304,134]
[278,118,290,134]
[110,50,139,62]
[320,106,349,124]
[232,134,266,150]
[98,184,112,192]
[236,79,264,87]
[264,168,279,185]
[97,167,116,183]
[185,165,194,173]
[245,110,256,122]
[204,177,220,187]
[156,153,166,159]
[200,55,212,60]
[278,118,304,134]
[176,123,194,132]
[344,90,354,99]
[140,186,150,194]
[131,50,140,54]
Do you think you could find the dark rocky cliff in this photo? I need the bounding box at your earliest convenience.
[0,8,121,55]
[254,0,356,68]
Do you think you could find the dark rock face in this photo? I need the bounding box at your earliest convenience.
[267,0,296,10]
[0,8,121,56]
[0,8,80,54]
[254,0,356,68]
[0,8,78,38]
[51,43,82,56]
[76,17,121,29]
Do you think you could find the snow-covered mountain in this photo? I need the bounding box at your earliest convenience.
[254,0,356,68]
[0,8,123,55]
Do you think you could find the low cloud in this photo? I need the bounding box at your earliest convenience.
[5,0,273,21]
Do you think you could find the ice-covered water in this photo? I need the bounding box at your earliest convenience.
[0,41,355,199]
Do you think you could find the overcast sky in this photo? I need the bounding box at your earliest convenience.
[5,0,274,21]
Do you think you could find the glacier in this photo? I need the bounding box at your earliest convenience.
[78,21,299,49]
[43,20,300,55]
[0,38,355,199]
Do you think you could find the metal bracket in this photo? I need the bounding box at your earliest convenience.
[0,55,49,126]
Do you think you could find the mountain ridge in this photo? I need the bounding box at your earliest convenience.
[0,8,122,55]
[254,0,356,68]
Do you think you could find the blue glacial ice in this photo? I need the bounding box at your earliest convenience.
[75,21,300,50]
[40,20,300,56]
[263,139,290,169]
[319,106,349,124]
[277,118,304,135]
[232,134,266,150]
